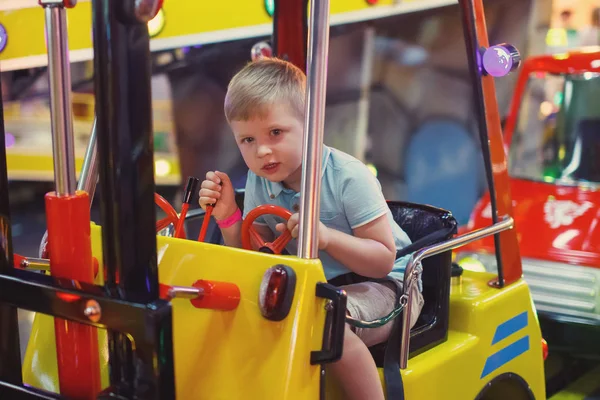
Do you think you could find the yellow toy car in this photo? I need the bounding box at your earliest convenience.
[0,0,546,399]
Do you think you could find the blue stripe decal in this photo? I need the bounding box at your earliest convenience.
[481,335,530,379]
[492,311,528,345]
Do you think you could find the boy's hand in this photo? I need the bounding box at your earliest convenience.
[199,171,238,221]
[276,213,330,250]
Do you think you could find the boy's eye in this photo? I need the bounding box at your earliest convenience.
[241,137,254,144]
[271,129,282,136]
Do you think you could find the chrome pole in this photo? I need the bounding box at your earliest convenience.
[399,216,515,369]
[42,0,77,197]
[77,118,99,199]
[297,0,330,259]
[166,285,204,301]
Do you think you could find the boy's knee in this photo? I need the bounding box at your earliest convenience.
[342,324,368,355]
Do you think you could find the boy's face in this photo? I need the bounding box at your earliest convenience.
[230,103,304,189]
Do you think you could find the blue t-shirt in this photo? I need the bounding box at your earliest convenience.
[243,146,419,287]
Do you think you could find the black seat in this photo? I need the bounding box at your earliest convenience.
[369,201,457,366]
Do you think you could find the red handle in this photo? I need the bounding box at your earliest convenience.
[197,205,213,242]
[191,279,240,311]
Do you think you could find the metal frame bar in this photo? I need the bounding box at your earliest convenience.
[399,216,515,369]
[92,0,159,301]
[297,0,330,259]
[92,1,166,395]
[0,268,175,399]
[0,58,22,389]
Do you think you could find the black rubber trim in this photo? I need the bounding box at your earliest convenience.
[475,373,535,400]
[311,283,347,365]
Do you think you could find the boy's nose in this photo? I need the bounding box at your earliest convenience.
[257,145,273,158]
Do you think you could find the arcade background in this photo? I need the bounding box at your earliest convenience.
[167,0,532,224]
[3,0,532,358]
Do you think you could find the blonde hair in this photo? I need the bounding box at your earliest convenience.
[224,57,306,122]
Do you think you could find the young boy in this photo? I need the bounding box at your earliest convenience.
[199,57,424,400]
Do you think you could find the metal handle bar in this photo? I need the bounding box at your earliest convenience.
[19,257,50,271]
[166,285,204,300]
[400,215,514,369]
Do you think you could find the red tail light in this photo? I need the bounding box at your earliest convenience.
[541,338,548,360]
[259,265,296,321]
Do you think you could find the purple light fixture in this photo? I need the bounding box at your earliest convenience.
[482,43,521,77]
[5,133,15,148]
[0,24,7,53]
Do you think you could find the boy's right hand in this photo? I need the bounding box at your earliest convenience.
[199,171,238,221]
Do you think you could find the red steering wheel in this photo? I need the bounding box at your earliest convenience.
[241,205,293,254]
[155,193,179,232]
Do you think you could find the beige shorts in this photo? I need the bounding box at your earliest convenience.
[341,280,424,347]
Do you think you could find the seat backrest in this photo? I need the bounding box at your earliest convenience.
[387,201,457,354]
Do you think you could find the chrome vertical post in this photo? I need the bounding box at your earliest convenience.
[77,118,99,199]
[297,0,330,259]
[40,0,77,197]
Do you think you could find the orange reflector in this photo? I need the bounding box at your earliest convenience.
[542,338,548,360]
[259,265,296,321]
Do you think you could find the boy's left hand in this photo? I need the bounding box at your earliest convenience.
[276,213,330,250]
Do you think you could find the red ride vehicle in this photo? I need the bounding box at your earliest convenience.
[457,48,600,360]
